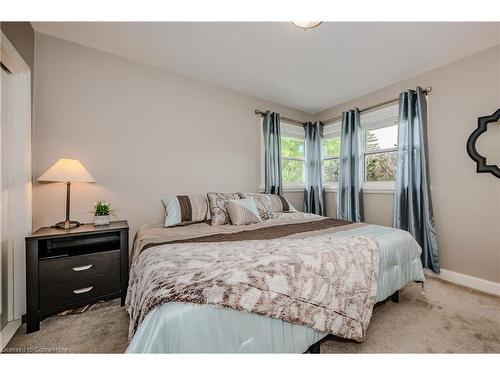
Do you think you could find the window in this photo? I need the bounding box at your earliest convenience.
[361,104,399,183]
[322,121,341,185]
[261,105,399,191]
[280,123,305,186]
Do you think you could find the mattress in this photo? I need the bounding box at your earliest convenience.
[126,223,425,353]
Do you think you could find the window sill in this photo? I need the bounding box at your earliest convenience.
[325,182,395,195]
[258,186,304,193]
[258,184,395,194]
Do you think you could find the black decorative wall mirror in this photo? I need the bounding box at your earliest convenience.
[466,108,500,179]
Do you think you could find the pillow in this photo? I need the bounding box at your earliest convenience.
[267,194,297,213]
[240,193,297,217]
[207,192,242,225]
[239,193,274,220]
[162,195,210,227]
[226,198,262,226]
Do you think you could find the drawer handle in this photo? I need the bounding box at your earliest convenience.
[72,264,93,272]
[73,286,93,294]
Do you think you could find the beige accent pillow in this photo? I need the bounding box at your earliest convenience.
[207,192,242,225]
[267,194,297,213]
[226,198,262,226]
[239,193,274,220]
[240,193,297,215]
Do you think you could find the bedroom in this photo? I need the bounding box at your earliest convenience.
[1,0,499,372]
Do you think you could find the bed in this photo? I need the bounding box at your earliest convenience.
[125,212,425,353]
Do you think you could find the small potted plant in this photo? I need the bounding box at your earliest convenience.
[92,201,113,226]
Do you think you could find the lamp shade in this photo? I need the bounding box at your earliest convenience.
[38,158,96,183]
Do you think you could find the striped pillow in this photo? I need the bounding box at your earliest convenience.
[226,198,262,225]
[207,192,242,225]
[240,193,274,220]
[268,194,297,213]
[162,195,210,227]
[239,193,296,214]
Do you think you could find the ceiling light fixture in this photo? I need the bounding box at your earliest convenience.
[291,21,323,30]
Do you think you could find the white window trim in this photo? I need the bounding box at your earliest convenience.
[363,147,398,156]
[322,121,342,189]
[324,182,395,195]
[281,142,307,189]
[361,145,398,184]
[267,181,395,194]
[260,182,394,194]
[259,115,397,194]
[258,185,305,193]
[281,154,306,189]
[280,122,306,189]
[259,119,307,191]
[322,155,340,189]
[360,103,399,185]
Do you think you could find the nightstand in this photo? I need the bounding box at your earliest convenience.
[24,220,129,333]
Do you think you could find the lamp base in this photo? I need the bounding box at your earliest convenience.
[52,220,82,230]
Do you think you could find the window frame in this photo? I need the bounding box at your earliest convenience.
[259,105,399,193]
[321,121,342,189]
[361,147,398,189]
[360,103,399,187]
[280,122,306,188]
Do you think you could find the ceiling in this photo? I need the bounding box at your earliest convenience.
[32,22,500,114]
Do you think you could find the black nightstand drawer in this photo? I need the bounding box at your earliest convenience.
[39,272,120,311]
[25,220,129,333]
[39,249,120,286]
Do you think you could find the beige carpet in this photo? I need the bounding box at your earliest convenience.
[3,277,500,353]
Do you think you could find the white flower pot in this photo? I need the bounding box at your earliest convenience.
[94,215,110,226]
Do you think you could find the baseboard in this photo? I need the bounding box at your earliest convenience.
[425,268,500,296]
[0,319,21,351]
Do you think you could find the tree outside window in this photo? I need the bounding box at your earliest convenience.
[281,135,305,186]
[363,125,398,182]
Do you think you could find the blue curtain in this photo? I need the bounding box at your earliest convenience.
[304,121,325,215]
[394,87,440,272]
[262,111,283,195]
[337,108,364,222]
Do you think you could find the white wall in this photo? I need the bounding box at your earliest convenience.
[315,46,500,284]
[33,33,310,239]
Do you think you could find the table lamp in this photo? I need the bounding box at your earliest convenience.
[38,158,96,229]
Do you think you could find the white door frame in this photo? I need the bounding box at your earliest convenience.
[0,30,32,349]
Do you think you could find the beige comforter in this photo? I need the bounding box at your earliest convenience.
[126,213,380,342]
[131,212,364,261]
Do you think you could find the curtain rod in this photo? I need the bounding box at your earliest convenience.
[254,110,305,126]
[255,86,432,127]
[322,86,432,125]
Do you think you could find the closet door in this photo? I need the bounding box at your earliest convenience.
[0,65,13,329]
[0,33,32,333]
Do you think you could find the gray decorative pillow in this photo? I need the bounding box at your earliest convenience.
[239,193,274,220]
[207,192,242,225]
[162,195,211,227]
[226,198,262,226]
